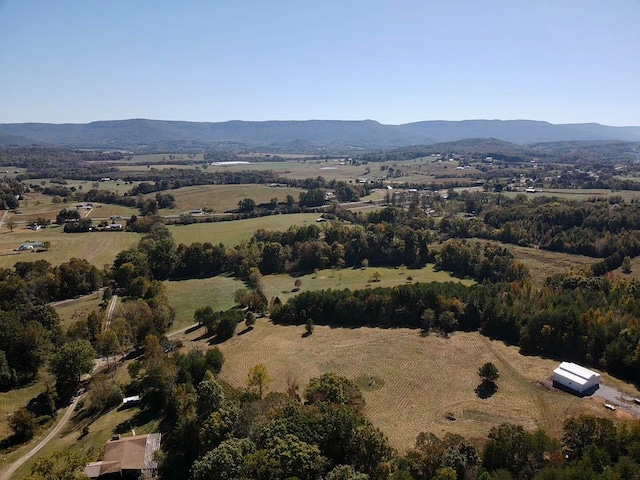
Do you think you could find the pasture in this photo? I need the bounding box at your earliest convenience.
[154,184,305,213]
[168,213,321,246]
[177,323,623,450]
[128,153,205,164]
[53,293,104,332]
[0,229,141,269]
[164,266,474,333]
[259,265,475,305]
[165,276,239,332]
[502,188,640,202]
[458,239,596,285]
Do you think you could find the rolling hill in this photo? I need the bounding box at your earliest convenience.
[0,118,639,152]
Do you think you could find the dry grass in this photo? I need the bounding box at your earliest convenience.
[176,324,624,450]
[53,293,104,332]
[0,229,141,269]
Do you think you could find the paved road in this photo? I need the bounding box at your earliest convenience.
[0,395,82,480]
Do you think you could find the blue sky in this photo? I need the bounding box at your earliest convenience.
[0,0,638,125]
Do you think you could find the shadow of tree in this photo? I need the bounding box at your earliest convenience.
[475,380,498,399]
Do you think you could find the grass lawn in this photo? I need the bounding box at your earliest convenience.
[165,276,239,332]
[259,265,475,304]
[168,213,321,246]
[175,324,624,451]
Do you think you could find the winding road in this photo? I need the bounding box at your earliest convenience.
[0,395,82,480]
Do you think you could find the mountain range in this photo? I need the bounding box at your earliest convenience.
[1,119,639,152]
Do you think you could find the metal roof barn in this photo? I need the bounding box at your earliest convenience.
[553,362,600,395]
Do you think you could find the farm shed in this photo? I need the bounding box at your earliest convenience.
[553,362,600,395]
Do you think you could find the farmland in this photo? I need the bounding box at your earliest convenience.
[154,184,306,213]
[0,229,141,269]
[168,212,320,246]
[176,323,617,449]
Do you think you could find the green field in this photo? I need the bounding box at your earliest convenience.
[259,265,475,305]
[154,184,305,213]
[165,265,473,333]
[502,188,640,202]
[168,213,321,246]
[165,276,239,332]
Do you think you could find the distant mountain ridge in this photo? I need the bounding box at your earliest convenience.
[0,119,639,151]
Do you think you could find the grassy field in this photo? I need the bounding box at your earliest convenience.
[175,323,623,450]
[168,213,321,246]
[128,153,205,164]
[460,239,596,285]
[53,293,104,332]
[165,276,239,332]
[0,229,141,269]
[154,184,305,213]
[502,188,640,202]
[259,266,474,304]
[164,266,473,333]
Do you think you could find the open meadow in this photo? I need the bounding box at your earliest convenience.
[259,266,475,305]
[164,266,474,333]
[502,188,640,202]
[165,276,239,332]
[0,229,141,269]
[168,213,321,246]
[154,184,305,213]
[176,323,627,450]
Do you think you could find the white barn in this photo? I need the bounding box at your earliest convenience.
[553,362,600,395]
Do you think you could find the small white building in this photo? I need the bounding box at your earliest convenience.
[553,362,600,395]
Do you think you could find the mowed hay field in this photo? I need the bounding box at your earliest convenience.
[180,323,620,450]
[0,230,141,269]
[153,184,305,213]
[168,213,321,246]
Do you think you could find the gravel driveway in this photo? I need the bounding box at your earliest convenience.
[593,384,640,416]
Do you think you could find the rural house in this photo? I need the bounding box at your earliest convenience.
[84,433,161,479]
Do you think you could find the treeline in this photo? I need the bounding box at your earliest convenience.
[420,192,640,275]
[272,273,640,383]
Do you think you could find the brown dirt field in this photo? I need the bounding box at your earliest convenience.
[176,323,619,450]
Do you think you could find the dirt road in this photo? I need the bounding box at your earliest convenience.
[0,394,82,480]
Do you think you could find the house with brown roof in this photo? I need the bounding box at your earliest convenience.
[84,433,161,479]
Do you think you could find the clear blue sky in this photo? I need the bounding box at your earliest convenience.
[1,0,638,125]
